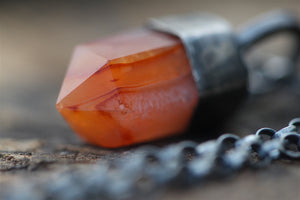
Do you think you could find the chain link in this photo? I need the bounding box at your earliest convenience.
[3,118,300,200]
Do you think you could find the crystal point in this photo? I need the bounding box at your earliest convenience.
[56,28,199,147]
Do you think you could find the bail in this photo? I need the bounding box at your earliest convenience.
[148,11,300,134]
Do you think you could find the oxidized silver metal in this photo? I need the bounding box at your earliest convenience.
[147,11,300,131]
[148,13,248,97]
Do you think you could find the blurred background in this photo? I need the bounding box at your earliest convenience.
[0,0,300,144]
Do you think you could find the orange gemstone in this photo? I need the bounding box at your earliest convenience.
[56,29,199,148]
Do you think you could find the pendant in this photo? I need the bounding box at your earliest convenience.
[56,11,300,148]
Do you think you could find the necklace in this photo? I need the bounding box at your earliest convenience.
[26,10,300,200]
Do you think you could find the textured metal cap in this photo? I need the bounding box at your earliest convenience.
[148,13,248,97]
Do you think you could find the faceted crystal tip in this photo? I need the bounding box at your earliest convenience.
[56,28,199,148]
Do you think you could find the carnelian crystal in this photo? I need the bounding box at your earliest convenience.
[56,29,199,148]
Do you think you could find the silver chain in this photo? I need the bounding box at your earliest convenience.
[3,118,300,200]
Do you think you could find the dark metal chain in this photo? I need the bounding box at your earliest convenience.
[3,118,300,200]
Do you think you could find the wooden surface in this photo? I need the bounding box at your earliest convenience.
[1,0,300,199]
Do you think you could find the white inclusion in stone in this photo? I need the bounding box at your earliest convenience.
[119,104,125,110]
